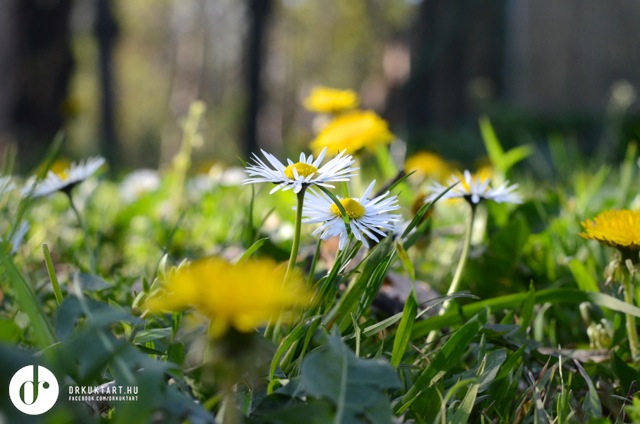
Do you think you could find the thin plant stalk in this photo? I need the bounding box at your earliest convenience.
[427,204,476,344]
[266,187,307,342]
[67,192,96,274]
[441,204,477,313]
[622,263,639,359]
[42,243,63,305]
[284,187,307,283]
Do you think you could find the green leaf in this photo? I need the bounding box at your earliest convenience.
[268,316,323,394]
[611,351,640,394]
[479,116,533,174]
[568,259,599,293]
[451,367,482,423]
[519,284,536,330]
[0,243,56,348]
[397,315,484,414]
[395,241,415,282]
[0,318,21,343]
[363,313,404,337]
[237,237,269,263]
[42,243,64,305]
[134,327,172,344]
[574,360,602,417]
[249,396,335,424]
[300,332,400,424]
[74,272,110,291]
[411,288,640,340]
[391,290,418,367]
[323,238,394,330]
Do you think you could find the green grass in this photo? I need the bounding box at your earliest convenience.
[2,122,640,423]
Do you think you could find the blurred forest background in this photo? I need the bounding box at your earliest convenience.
[1,0,639,173]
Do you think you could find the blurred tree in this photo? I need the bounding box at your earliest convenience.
[243,0,273,158]
[0,0,74,170]
[95,0,120,167]
[404,0,506,161]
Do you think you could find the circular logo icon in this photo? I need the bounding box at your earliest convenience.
[9,365,59,415]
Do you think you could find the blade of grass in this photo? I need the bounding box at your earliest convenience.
[42,243,63,306]
[236,237,268,263]
[395,314,485,414]
[322,238,394,329]
[411,288,640,340]
[0,243,56,348]
[575,359,602,417]
[568,259,599,293]
[479,116,533,175]
[391,290,418,367]
[451,358,485,424]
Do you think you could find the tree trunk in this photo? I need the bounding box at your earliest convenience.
[0,0,74,170]
[95,0,119,168]
[404,0,505,157]
[243,0,273,158]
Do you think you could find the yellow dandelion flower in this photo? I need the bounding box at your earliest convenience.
[145,257,314,339]
[404,151,451,182]
[579,210,640,251]
[310,110,395,156]
[303,86,359,114]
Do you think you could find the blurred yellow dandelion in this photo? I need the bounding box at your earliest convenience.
[579,210,640,250]
[145,257,314,338]
[404,151,451,182]
[310,110,395,156]
[303,86,359,114]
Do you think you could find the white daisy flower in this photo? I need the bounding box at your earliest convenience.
[23,157,106,198]
[243,147,357,194]
[120,169,160,203]
[425,170,522,206]
[301,180,401,250]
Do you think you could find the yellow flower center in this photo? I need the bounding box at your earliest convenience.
[56,170,70,181]
[330,198,365,219]
[284,162,318,179]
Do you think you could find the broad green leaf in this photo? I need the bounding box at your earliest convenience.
[300,332,400,424]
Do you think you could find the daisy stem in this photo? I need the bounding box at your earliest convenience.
[442,204,477,313]
[426,204,477,345]
[265,187,307,342]
[285,187,307,283]
[67,193,96,274]
[622,266,639,359]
